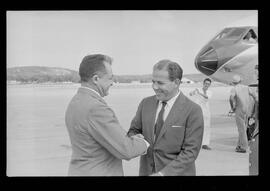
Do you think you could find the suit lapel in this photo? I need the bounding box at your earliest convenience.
[155,92,186,143]
[147,97,159,144]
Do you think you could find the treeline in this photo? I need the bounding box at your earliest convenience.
[7,66,80,83]
[113,75,152,83]
[7,66,206,84]
[7,66,152,84]
[7,74,152,83]
[7,73,80,83]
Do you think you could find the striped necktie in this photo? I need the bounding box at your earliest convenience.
[154,101,167,139]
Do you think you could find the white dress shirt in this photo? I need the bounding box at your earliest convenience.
[154,90,181,123]
[154,90,180,176]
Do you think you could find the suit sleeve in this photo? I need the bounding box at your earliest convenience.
[127,99,144,137]
[86,101,147,161]
[160,104,204,175]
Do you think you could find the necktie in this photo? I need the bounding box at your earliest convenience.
[154,101,167,139]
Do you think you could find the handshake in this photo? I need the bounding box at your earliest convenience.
[131,134,145,139]
[130,134,150,151]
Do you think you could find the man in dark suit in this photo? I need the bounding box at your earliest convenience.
[127,59,204,176]
[65,54,149,176]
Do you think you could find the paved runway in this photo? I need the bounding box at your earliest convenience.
[7,114,249,176]
[7,84,250,176]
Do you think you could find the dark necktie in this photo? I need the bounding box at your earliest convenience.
[154,101,167,139]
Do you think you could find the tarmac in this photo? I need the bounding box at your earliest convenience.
[7,113,249,176]
[7,84,251,176]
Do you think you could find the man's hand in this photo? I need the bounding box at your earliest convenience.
[131,134,149,151]
[131,134,144,139]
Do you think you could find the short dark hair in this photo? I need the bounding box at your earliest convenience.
[203,78,212,83]
[79,54,112,82]
[153,59,183,81]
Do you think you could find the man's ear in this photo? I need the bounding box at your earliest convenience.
[91,74,99,84]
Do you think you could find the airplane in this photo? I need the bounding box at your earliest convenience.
[194,22,259,176]
[194,26,258,86]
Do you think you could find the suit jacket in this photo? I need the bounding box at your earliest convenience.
[65,87,147,176]
[127,92,204,176]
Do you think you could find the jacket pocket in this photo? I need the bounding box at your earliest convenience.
[171,125,184,128]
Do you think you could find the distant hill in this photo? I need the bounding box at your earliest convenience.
[7,66,208,84]
[7,66,80,83]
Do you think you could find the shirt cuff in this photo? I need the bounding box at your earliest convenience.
[143,139,150,148]
[142,139,150,155]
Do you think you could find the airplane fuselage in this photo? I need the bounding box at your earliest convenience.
[195,26,258,85]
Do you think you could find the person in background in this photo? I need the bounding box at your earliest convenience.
[65,54,149,176]
[190,78,213,150]
[229,74,252,153]
[248,64,259,175]
[127,59,204,176]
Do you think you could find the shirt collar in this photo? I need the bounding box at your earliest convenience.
[79,86,101,97]
[159,89,181,107]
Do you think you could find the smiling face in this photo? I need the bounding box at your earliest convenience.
[152,69,180,101]
[203,79,211,91]
[96,61,114,97]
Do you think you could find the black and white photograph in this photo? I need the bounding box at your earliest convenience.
[6,10,258,177]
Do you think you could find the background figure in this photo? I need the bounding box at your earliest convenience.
[229,74,254,153]
[249,64,259,175]
[65,54,149,176]
[127,59,204,176]
[189,78,213,150]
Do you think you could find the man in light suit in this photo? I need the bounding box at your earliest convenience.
[127,59,204,176]
[65,54,149,176]
[229,75,253,153]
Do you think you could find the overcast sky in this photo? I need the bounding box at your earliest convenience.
[7,10,257,75]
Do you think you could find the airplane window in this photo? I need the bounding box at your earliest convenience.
[214,28,231,40]
[218,32,228,39]
[243,29,257,43]
[225,28,246,39]
[215,28,246,40]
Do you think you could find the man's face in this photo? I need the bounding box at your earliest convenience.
[203,80,211,90]
[152,69,179,101]
[96,62,114,97]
